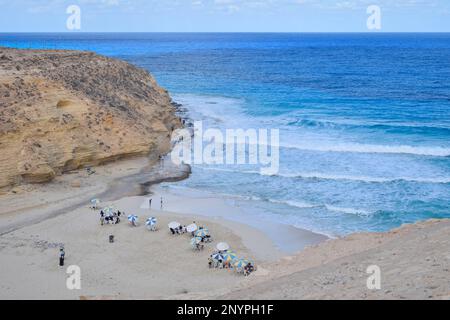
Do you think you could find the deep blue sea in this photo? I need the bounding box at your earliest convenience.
[2,33,449,236]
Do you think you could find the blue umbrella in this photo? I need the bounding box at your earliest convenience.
[195,228,210,238]
[128,215,138,224]
[212,252,225,262]
[234,259,251,269]
[146,217,157,226]
[223,251,238,262]
[191,237,202,247]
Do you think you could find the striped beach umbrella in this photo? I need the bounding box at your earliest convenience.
[222,251,238,262]
[234,259,251,269]
[190,237,202,246]
[195,228,210,238]
[128,215,138,224]
[146,217,157,226]
[211,252,225,262]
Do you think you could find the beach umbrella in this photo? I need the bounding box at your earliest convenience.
[195,228,210,238]
[146,217,157,226]
[91,199,100,206]
[234,259,251,269]
[168,221,181,229]
[216,242,230,251]
[211,252,225,262]
[190,237,202,246]
[128,215,138,224]
[186,223,198,233]
[222,251,237,262]
[104,206,116,215]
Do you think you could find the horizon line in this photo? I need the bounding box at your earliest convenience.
[2,31,450,34]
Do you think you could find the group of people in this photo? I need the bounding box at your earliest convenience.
[208,255,230,269]
[99,209,122,225]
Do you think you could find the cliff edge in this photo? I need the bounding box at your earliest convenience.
[0,47,181,190]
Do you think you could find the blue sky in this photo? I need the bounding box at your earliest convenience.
[0,0,449,32]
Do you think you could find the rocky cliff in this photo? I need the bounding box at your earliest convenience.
[0,47,181,190]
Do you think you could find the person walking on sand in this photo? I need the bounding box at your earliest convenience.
[149,198,152,209]
[59,247,65,267]
[160,197,163,210]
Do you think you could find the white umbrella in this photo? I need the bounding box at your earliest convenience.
[216,242,230,251]
[186,223,198,233]
[168,221,181,229]
[91,199,100,205]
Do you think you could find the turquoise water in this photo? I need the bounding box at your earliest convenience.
[2,33,449,236]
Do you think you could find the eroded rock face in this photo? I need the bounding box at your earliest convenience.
[0,48,181,190]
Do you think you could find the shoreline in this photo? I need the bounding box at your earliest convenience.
[147,184,328,257]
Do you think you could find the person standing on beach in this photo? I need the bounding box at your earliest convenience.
[149,198,152,209]
[59,247,65,267]
[160,197,163,210]
[100,210,105,226]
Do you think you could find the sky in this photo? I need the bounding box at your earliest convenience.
[0,0,449,32]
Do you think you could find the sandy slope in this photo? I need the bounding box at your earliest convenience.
[214,219,450,300]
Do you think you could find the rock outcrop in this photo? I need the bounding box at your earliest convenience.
[0,47,181,190]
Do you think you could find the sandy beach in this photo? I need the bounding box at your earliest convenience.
[0,155,320,299]
[0,156,448,300]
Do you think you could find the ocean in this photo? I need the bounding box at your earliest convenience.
[2,33,449,237]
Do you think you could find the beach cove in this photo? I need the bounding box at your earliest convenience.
[0,42,449,300]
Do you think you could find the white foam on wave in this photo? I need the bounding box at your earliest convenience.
[281,142,450,157]
[324,205,372,216]
[271,172,450,184]
[194,166,450,184]
[267,198,372,216]
[166,183,373,217]
[172,93,251,127]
